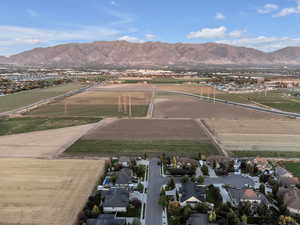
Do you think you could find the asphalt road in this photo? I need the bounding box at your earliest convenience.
[145,158,168,225]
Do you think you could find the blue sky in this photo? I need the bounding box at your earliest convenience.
[1,0,300,55]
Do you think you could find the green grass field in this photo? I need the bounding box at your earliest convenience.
[26,104,149,117]
[0,117,100,136]
[217,91,300,113]
[283,162,300,179]
[65,140,219,156]
[231,151,300,158]
[0,83,85,113]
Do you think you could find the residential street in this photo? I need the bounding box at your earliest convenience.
[145,158,168,225]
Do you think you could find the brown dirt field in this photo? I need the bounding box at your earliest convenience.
[83,118,210,141]
[0,158,105,225]
[205,119,300,152]
[155,84,222,95]
[65,90,152,105]
[0,123,98,158]
[153,93,282,120]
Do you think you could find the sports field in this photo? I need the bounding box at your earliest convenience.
[0,158,105,225]
[0,82,85,113]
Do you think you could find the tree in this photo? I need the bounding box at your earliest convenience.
[110,175,117,185]
[159,195,169,208]
[132,218,141,225]
[278,215,297,225]
[181,175,189,184]
[91,205,100,217]
[183,205,192,220]
[208,210,217,223]
[241,214,248,224]
[201,165,209,176]
[168,201,181,215]
[168,178,175,190]
[259,183,266,194]
[197,176,205,184]
[136,183,144,193]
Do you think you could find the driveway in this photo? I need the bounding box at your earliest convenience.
[145,158,168,225]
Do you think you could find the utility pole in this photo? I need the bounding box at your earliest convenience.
[128,95,132,117]
[118,95,122,113]
[213,86,216,104]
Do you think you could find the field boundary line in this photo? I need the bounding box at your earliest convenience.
[195,119,228,157]
[147,86,156,118]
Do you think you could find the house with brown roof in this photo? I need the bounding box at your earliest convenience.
[228,188,270,207]
[279,176,300,188]
[279,188,300,215]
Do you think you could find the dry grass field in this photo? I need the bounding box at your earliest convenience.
[205,119,300,154]
[153,93,281,120]
[0,123,97,158]
[0,158,106,225]
[155,84,221,95]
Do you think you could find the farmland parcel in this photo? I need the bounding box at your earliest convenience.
[0,158,105,225]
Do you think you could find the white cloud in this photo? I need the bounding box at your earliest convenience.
[145,34,156,40]
[229,30,245,38]
[0,25,121,55]
[274,0,300,17]
[187,26,227,39]
[27,9,39,17]
[217,36,300,51]
[187,27,246,39]
[215,12,225,20]
[257,4,279,14]
[118,35,143,43]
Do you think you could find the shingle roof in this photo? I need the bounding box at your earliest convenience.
[283,188,300,211]
[115,168,132,185]
[102,189,129,208]
[87,214,126,225]
[186,214,218,225]
[181,181,206,202]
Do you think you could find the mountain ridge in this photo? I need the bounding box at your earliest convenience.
[1,41,300,67]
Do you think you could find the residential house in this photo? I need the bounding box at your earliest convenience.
[186,214,218,225]
[275,167,293,179]
[102,189,129,213]
[87,214,126,225]
[228,188,270,207]
[207,155,232,170]
[177,157,198,168]
[279,176,300,188]
[278,187,300,215]
[180,181,206,207]
[250,157,272,172]
[115,168,134,187]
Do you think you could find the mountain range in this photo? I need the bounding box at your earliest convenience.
[1,41,300,67]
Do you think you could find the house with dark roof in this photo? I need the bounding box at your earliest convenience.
[228,188,270,207]
[102,189,129,213]
[180,181,206,207]
[115,168,133,187]
[87,214,126,225]
[275,167,293,179]
[186,214,218,225]
[278,187,300,215]
[279,176,300,187]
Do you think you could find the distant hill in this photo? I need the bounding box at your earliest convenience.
[1,41,300,67]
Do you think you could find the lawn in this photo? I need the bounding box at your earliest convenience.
[231,151,300,158]
[0,117,101,136]
[0,82,85,113]
[26,104,149,117]
[283,162,300,179]
[65,140,219,156]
